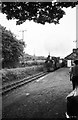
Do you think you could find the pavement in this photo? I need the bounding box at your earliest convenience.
[2,67,73,119]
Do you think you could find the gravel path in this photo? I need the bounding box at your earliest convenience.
[2,68,73,119]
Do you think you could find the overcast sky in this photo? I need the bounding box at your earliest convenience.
[0,7,76,58]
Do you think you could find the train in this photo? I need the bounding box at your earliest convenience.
[45,55,66,72]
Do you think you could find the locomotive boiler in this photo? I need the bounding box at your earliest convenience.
[45,55,63,72]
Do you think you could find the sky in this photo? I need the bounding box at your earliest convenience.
[0,7,76,58]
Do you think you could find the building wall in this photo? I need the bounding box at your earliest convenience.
[67,60,71,67]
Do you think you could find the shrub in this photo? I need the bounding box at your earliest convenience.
[2,65,44,83]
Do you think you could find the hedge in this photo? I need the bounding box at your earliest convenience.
[1,65,44,84]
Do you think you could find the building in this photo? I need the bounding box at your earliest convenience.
[65,48,78,67]
[65,5,78,67]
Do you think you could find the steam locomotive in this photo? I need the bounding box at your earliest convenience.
[45,55,65,72]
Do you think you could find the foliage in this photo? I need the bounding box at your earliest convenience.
[1,25,25,68]
[2,65,44,83]
[2,2,78,25]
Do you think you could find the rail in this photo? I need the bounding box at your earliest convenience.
[1,71,48,95]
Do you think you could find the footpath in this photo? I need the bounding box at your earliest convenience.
[3,67,73,119]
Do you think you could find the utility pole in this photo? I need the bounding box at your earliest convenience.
[19,30,27,41]
[73,40,77,48]
[76,40,78,49]
[19,30,27,64]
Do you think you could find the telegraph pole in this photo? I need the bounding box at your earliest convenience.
[73,40,77,48]
[76,40,78,49]
[19,30,27,41]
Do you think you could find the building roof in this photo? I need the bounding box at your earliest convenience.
[65,48,78,60]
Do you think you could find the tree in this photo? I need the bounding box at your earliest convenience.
[1,25,25,68]
[2,2,78,25]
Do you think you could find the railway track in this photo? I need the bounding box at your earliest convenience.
[1,71,48,95]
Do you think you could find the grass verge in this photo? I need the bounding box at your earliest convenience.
[1,65,44,87]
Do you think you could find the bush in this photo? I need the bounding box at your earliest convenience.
[2,65,44,83]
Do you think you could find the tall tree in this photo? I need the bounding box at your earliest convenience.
[1,25,25,68]
[2,2,78,25]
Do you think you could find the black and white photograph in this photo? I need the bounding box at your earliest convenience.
[0,1,78,119]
